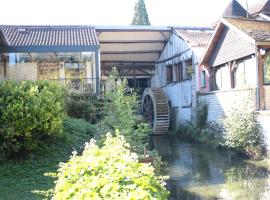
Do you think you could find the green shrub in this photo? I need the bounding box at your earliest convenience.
[53,133,169,200]
[0,80,66,159]
[65,92,103,123]
[196,102,208,129]
[97,72,150,154]
[63,117,96,136]
[223,102,263,157]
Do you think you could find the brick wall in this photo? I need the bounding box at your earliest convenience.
[197,88,257,122]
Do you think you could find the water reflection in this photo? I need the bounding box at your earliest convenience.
[152,135,270,200]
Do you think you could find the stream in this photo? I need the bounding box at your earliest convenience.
[152,135,270,200]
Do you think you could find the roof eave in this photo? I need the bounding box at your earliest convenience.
[0,45,100,53]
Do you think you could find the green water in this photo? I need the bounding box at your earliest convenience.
[152,135,270,200]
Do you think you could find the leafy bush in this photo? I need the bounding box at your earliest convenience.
[175,121,224,148]
[196,102,208,129]
[65,92,103,123]
[97,72,151,154]
[0,80,66,159]
[63,117,96,137]
[223,103,263,157]
[53,133,169,200]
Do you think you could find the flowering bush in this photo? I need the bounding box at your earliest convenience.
[53,133,169,200]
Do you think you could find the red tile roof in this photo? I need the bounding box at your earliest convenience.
[0,25,99,47]
[174,28,213,47]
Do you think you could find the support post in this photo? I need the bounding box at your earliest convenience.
[95,49,101,94]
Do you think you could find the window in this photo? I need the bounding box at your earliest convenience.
[264,54,270,85]
[174,63,183,82]
[166,65,173,83]
[201,70,206,87]
[184,59,192,80]
[233,56,256,88]
[214,65,230,90]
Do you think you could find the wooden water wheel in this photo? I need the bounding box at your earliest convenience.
[141,88,170,135]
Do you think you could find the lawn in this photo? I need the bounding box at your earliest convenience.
[0,118,95,200]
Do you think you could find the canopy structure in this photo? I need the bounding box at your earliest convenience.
[96,26,172,79]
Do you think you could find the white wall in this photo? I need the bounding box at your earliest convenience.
[153,33,202,125]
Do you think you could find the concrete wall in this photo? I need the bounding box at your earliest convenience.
[197,88,256,122]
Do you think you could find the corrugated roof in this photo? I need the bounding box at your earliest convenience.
[0,25,99,47]
[222,0,248,18]
[225,17,270,41]
[174,28,213,47]
[249,0,269,15]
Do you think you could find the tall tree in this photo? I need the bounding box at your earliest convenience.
[131,0,151,25]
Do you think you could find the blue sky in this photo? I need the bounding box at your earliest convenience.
[0,0,258,26]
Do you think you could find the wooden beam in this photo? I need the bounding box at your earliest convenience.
[258,48,265,110]
[99,40,166,44]
[101,50,161,54]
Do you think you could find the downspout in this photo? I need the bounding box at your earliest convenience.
[255,44,260,111]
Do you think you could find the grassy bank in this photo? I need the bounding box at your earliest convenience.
[0,118,95,200]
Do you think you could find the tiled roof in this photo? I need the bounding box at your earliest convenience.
[0,25,99,47]
[174,28,213,47]
[225,17,270,41]
[0,29,7,47]
[222,0,248,18]
[249,0,269,15]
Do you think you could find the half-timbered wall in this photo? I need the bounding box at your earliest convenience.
[152,33,203,125]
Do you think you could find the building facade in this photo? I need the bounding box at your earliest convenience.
[0,25,101,93]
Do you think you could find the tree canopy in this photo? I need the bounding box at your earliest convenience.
[131,0,151,25]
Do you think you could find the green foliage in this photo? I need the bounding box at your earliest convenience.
[65,92,103,123]
[0,118,95,200]
[63,117,96,137]
[131,0,151,25]
[223,103,263,158]
[97,72,151,154]
[175,121,224,148]
[196,102,208,129]
[0,80,66,160]
[53,133,169,200]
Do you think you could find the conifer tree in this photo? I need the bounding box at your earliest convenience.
[131,0,151,25]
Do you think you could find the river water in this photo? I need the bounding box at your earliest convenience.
[152,135,270,200]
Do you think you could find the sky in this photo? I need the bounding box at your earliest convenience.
[0,0,259,27]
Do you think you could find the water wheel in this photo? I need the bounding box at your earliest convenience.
[141,88,170,135]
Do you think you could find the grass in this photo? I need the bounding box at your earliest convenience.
[0,117,95,200]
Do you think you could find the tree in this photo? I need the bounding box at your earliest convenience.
[131,0,151,25]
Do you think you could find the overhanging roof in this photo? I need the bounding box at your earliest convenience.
[0,25,99,53]
[96,26,172,67]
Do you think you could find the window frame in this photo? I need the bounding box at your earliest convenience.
[166,64,173,84]
[184,59,193,80]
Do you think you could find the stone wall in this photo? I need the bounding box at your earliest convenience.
[197,88,257,122]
